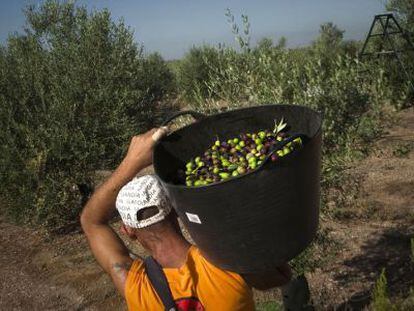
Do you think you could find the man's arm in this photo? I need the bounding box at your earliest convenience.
[80,128,165,296]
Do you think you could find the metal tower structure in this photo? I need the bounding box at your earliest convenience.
[360,13,414,92]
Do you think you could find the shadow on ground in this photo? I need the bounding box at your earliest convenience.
[335,225,414,310]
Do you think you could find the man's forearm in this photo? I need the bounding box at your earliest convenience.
[81,157,146,227]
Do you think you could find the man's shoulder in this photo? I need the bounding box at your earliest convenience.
[187,246,247,281]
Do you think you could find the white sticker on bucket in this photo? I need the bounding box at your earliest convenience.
[186,212,202,224]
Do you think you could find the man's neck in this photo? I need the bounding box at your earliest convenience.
[147,233,191,269]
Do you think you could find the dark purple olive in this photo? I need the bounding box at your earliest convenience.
[271,154,279,162]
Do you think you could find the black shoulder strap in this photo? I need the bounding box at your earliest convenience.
[144,256,177,311]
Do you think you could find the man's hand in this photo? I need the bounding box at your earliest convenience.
[242,263,292,290]
[122,126,169,177]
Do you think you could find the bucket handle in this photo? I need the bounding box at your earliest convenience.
[161,110,206,127]
[264,133,309,164]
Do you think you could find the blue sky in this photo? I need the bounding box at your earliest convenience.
[0,0,386,59]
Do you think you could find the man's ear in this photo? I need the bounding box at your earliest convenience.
[120,224,137,240]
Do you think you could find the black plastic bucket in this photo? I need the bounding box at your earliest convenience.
[153,104,322,274]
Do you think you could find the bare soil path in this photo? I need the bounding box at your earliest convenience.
[0,108,413,310]
[0,218,125,310]
[0,221,79,310]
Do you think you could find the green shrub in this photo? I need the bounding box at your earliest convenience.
[178,10,410,150]
[0,0,175,228]
[180,40,402,150]
[372,269,393,311]
[177,45,220,101]
[370,267,414,311]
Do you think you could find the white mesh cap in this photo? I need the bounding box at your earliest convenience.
[115,175,172,228]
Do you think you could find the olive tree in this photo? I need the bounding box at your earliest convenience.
[0,0,175,228]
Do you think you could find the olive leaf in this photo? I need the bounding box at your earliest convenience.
[273,118,287,134]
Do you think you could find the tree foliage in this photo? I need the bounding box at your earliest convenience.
[387,0,414,31]
[0,0,175,227]
[315,22,345,49]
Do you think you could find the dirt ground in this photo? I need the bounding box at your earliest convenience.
[0,108,413,310]
[306,106,414,309]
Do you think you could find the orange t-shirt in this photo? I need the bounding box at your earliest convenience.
[125,246,255,311]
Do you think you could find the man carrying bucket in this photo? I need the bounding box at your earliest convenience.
[81,128,293,310]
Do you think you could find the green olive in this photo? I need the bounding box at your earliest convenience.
[219,172,230,179]
[258,131,266,139]
[237,166,246,174]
